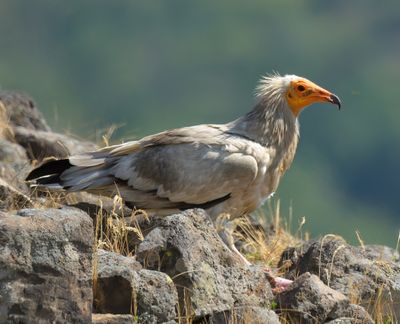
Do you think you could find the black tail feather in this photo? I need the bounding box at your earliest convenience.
[26,159,72,182]
[35,174,64,185]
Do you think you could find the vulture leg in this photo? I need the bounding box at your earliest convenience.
[217,217,292,292]
[217,221,252,266]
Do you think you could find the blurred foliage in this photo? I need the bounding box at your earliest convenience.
[1,0,399,245]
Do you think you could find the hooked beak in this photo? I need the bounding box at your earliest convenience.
[329,94,341,110]
[287,77,342,116]
[309,83,342,110]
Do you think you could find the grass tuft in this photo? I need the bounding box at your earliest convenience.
[234,200,303,273]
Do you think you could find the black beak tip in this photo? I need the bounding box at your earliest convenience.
[330,94,341,110]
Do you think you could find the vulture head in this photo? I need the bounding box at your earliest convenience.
[257,74,341,116]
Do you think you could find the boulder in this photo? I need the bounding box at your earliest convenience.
[94,249,178,323]
[0,89,97,161]
[0,138,28,165]
[92,313,135,324]
[0,139,30,191]
[364,244,400,264]
[329,304,374,323]
[136,209,275,322]
[276,273,373,323]
[13,126,97,160]
[0,90,50,131]
[0,178,32,210]
[0,207,93,323]
[206,307,279,324]
[280,236,400,319]
[326,319,359,324]
[67,192,134,220]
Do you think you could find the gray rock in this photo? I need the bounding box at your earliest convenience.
[325,319,353,324]
[280,236,400,320]
[0,207,93,323]
[92,313,135,324]
[0,139,30,191]
[0,138,28,165]
[94,249,178,323]
[14,126,97,160]
[364,244,400,264]
[329,304,373,324]
[207,307,279,324]
[0,89,97,161]
[136,209,274,321]
[67,192,133,219]
[276,273,373,323]
[326,313,374,324]
[0,90,50,131]
[277,273,347,323]
[0,178,32,210]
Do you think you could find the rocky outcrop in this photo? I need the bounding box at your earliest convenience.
[136,209,276,322]
[0,90,50,132]
[13,126,97,160]
[0,207,93,323]
[280,235,400,319]
[0,90,96,200]
[92,313,136,324]
[68,191,134,220]
[276,272,373,323]
[0,178,32,210]
[206,307,280,324]
[0,89,96,162]
[0,138,30,191]
[94,249,178,323]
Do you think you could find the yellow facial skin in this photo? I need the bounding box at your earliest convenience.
[286,78,341,116]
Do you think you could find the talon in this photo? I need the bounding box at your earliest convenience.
[263,267,293,293]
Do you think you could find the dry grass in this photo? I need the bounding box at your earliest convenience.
[90,194,149,322]
[351,257,398,323]
[350,231,398,323]
[176,287,194,324]
[234,200,304,273]
[94,195,146,257]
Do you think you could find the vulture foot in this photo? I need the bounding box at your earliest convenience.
[229,239,293,292]
[264,267,293,293]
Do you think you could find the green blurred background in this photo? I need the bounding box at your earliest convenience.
[1,0,399,245]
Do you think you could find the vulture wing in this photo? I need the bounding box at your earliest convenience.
[28,124,267,211]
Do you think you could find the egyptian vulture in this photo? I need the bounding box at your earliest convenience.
[27,73,340,289]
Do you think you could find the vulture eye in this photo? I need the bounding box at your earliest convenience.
[297,85,305,92]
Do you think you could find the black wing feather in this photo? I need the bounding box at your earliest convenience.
[26,159,72,181]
